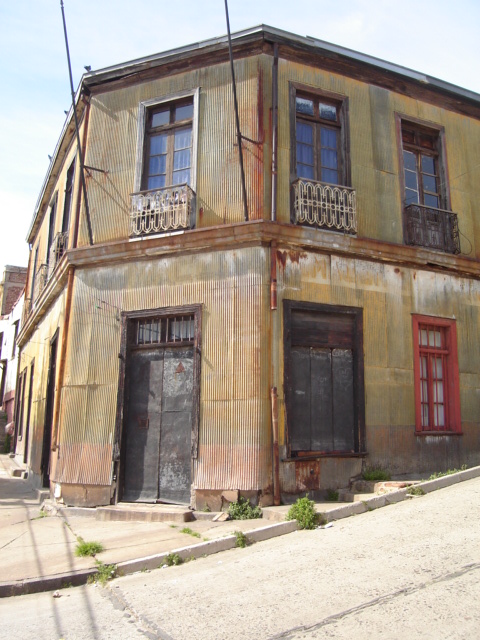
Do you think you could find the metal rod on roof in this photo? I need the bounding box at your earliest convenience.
[60,0,94,246]
[224,0,249,222]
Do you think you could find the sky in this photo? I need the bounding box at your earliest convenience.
[1,0,479,275]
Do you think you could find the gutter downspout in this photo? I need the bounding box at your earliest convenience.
[51,266,75,452]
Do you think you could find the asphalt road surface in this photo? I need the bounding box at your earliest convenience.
[1,476,479,640]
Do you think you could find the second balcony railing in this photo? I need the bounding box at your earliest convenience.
[404,204,460,254]
[130,185,195,237]
[292,179,357,234]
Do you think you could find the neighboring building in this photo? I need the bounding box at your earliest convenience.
[14,26,480,508]
[0,267,26,428]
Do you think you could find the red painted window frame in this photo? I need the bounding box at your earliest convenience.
[412,315,461,434]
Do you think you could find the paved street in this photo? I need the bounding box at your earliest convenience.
[1,475,479,639]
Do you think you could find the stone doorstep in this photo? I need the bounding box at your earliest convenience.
[96,504,194,523]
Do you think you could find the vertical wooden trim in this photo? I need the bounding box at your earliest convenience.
[52,267,75,450]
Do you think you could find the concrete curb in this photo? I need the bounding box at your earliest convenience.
[2,465,480,598]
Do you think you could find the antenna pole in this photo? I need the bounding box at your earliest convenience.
[60,0,94,245]
[224,0,249,222]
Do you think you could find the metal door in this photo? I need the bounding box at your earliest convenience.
[123,346,193,504]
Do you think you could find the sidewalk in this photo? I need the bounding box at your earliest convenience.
[1,453,480,598]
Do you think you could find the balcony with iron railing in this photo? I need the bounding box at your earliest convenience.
[130,184,195,237]
[292,179,357,234]
[403,204,460,254]
[31,264,48,308]
[47,231,69,279]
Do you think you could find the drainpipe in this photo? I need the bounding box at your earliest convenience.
[271,44,279,221]
[270,387,280,506]
[51,266,75,451]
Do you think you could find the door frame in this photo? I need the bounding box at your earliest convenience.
[283,300,365,458]
[113,304,202,504]
[41,330,59,488]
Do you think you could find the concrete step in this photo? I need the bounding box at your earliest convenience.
[95,503,194,523]
[338,491,377,503]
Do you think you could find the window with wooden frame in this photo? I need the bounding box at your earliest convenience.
[294,92,347,186]
[397,116,459,254]
[141,100,194,191]
[412,315,461,434]
[130,90,199,237]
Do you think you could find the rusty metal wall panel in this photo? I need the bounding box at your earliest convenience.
[57,246,272,490]
[78,58,264,246]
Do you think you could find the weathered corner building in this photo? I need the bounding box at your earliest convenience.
[14,26,480,508]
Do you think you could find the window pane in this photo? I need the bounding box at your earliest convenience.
[297,142,314,166]
[296,97,314,115]
[319,103,337,121]
[320,127,337,148]
[421,155,436,174]
[149,155,166,177]
[405,170,418,190]
[422,174,438,194]
[420,329,428,346]
[150,134,167,155]
[435,403,445,428]
[175,103,193,121]
[424,194,439,208]
[174,128,192,150]
[148,175,165,190]
[151,110,169,127]
[296,122,313,144]
[419,134,435,150]
[405,188,419,205]
[297,164,314,180]
[174,149,191,171]
[403,150,416,171]
[172,168,190,185]
[321,148,338,170]
[322,168,339,185]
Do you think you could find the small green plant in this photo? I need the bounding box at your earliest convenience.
[75,538,104,557]
[88,561,116,585]
[228,497,262,520]
[169,524,177,528]
[201,505,211,513]
[428,465,466,480]
[32,510,48,520]
[326,489,339,502]
[165,553,183,566]
[286,496,318,530]
[362,466,391,482]
[180,527,201,538]
[234,530,248,548]
[407,486,425,496]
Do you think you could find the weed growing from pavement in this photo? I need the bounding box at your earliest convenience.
[32,510,48,520]
[362,466,391,482]
[286,496,319,529]
[88,561,116,585]
[228,497,262,520]
[428,465,466,480]
[326,489,339,502]
[234,531,249,548]
[165,553,183,566]
[407,486,425,496]
[201,505,211,513]
[180,527,201,538]
[75,538,104,557]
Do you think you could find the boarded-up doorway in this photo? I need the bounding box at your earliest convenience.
[284,301,365,455]
[119,309,200,505]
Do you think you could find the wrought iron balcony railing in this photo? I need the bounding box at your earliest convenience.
[404,204,460,254]
[22,298,32,326]
[292,179,357,234]
[47,231,69,279]
[130,185,195,237]
[32,264,48,307]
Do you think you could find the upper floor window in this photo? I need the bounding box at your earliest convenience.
[295,95,343,185]
[142,100,193,191]
[401,126,443,209]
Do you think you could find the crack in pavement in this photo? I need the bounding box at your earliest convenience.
[269,562,480,639]
[105,583,176,640]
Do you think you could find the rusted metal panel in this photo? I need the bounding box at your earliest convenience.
[55,246,272,491]
[295,460,320,492]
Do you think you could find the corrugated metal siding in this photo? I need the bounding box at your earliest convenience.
[18,293,66,477]
[56,247,272,490]
[78,57,264,245]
